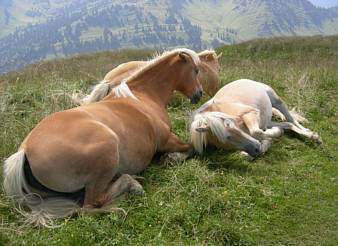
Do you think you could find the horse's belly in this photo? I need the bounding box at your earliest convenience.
[117,139,157,175]
[259,106,272,129]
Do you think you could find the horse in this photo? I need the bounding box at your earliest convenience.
[190,79,322,157]
[72,50,222,105]
[3,48,203,227]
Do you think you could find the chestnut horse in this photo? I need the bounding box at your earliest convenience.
[72,50,221,105]
[3,48,203,226]
[190,79,322,157]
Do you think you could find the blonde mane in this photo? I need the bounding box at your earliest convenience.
[111,48,200,100]
[111,79,138,100]
[198,49,217,59]
[190,111,236,154]
[124,48,200,83]
[104,48,201,101]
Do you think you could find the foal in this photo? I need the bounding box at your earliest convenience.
[3,48,203,226]
[73,50,222,105]
[190,79,322,157]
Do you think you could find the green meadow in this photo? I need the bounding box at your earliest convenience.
[0,35,337,245]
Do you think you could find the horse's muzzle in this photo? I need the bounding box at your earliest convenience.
[190,87,203,104]
[242,142,261,158]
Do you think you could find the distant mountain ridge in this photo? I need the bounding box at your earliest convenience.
[1,0,338,74]
[308,0,338,8]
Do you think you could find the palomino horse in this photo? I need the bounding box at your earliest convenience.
[72,50,222,105]
[3,48,203,226]
[190,79,322,157]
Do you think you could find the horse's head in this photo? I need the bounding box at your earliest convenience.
[197,51,222,97]
[190,112,261,157]
[198,51,222,73]
[174,50,203,104]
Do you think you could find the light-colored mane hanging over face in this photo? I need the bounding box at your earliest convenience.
[190,111,236,153]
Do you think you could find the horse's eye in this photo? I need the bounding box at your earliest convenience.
[195,69,199,75]
[227,136,232,141]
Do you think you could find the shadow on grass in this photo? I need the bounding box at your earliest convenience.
[197,146,254,174]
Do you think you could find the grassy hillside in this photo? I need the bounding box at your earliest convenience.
[0,36,337,245]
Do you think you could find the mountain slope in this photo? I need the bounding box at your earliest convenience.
[309,0,338,8]
[0,0,338,74]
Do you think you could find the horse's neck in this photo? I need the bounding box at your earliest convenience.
[199,61,211,73]
[128,59,178,107]
[210,101,247,132]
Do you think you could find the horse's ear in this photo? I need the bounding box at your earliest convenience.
[179,52,189,62]
[216,52,223,60]
[224,119,235,129]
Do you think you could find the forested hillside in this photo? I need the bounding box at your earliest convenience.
[1,0,338,74]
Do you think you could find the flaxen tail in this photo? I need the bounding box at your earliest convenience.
[3,150,80,227]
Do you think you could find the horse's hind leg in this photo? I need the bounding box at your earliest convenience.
[268,121,322,144]
[265,89,322,143]
[83,174,143,211]
[266,89,295,123]
[266,89,310,130]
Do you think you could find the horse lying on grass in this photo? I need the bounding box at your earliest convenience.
[190,79,322,158]
[72,50,222,105]
[3,48,203,227]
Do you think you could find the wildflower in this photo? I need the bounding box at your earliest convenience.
[71,234,74,238]
[223,191,228,195]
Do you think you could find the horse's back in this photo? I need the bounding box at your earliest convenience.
[104,61,147,86]
[215,79,271,106]
[214,79,273,128]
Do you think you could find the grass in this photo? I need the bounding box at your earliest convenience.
[0,35,337,245]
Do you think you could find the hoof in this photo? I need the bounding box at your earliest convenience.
[133,189,146,197]
[131,175,146,185]
[253,129,266,141]
[167,152,189,162]
[130,184,145,196]
[240,151,255,161]
[312,132,322,144]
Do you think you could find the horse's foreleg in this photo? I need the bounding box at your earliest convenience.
[272,107,286,121]
[264,126,284,138]
[242,110,267,140]
[159,133,194,161]
[83,174,143,211]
